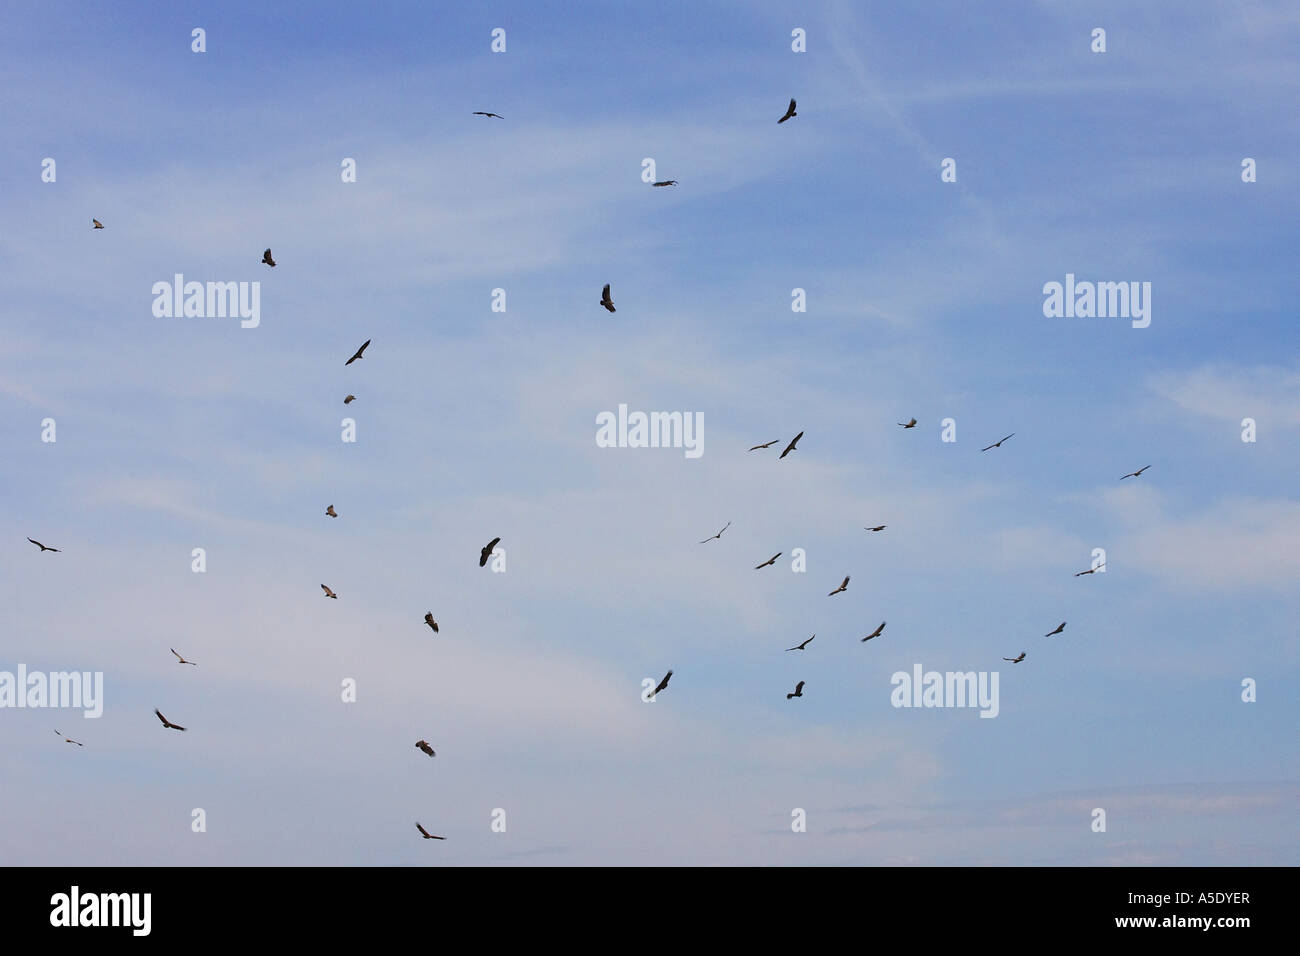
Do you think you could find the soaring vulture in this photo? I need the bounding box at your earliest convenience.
[479,537,501,567]
[779,431,803,459]
[345,339,371,365]
[786,680,805,699]
[261,248,275,267]
[599,284,616,313]
[415,822,446,840]
[777,98,797,123]
[828,575,850,596]
[699,521,731,543]
[860,621,885,642]
[27,537,60,552]
[981,433,1015,452]
[154,709,186,731]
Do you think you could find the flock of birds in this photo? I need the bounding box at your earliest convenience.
[647,415,1155,701]
[32,96,1161,851]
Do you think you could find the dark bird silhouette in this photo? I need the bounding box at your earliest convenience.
[1003,652,1026,663]
[864,525,886,532]
[1121,465,1151,480]
[981,433,1015,452]
[416,822,446,840]
[652,180,678,187]
[92,219,104,229]
[472,111,504,119]
[651,670,673,697]
[1074,564,1105,577]
[860,621,886,642]
[786,634,815,652]
[321,584,338,599]
[599,284,616,313]
[754,552,782,569]
[424,612,439,633]
[170,648,197,666]
[898,418,917,428]
[779,431,803,459]
[1045,622,1066,637]
[261,248,275,267]
[415,740,436,757]
[828,575,850,596]
[479,537,500,567]
[27,538,60,552]
[786,680,805,699]
[55,729,83,746]
[345,339,370,365]
[325,505,338,518]
[154,709,186,731]
[777,98,797,123]
[344,395,356,404]
[748,439,779,451]
[699,521,731,543]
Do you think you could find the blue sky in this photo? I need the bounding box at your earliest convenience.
[1,0,1297,865]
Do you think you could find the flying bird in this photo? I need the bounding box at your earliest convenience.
[754,552,782,569]
[321,584,338,599]
[651,670,673,697]
[1045,622,1066,637]
[170,648,197,666]
[479,537,501,567]
[864,525,886,532]
[860,621,886,642]
[415,740,436,757]
[472,111,504,119]
[652,180,678,187]
[345,339,370,365]
[344,395,356,404]
[55,730,83,746]
[777,98,797,123]
[828,575,850,596]
[599,283,616,313]
[981,433,1015,452]
[154,709,186,731]
[748,439,779,451]
[779,431,803,459]
[424,612,439,633]
[325,505,337,518]
[786,634,815,652]
[1003,652,1026,663]
[261,248,275,267]
[699,521,732,543]
[415,823,446,840]
[1074,564,1105,577]
[786,680,805,699]
[1121,465,1151,480]
[91,219,104,229]
[898,418,917,428]
[26,538,60,552]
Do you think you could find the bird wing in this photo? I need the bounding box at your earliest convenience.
[416,823,431,837]
[795,681,805,692]
[602,283,611,300]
